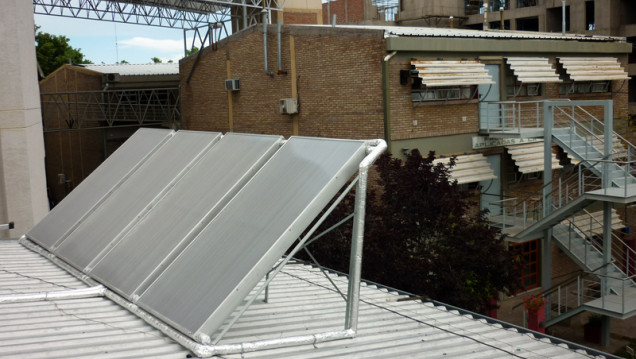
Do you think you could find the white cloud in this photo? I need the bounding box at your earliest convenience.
[118,37,185,53]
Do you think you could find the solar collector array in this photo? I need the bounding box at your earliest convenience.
[26,130,368,342]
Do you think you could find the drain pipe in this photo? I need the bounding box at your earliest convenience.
[262,10,273,76]
[562,0,566,35]
[277,19,284,74]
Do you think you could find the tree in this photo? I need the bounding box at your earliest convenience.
[35,26,92,76]
[151,57,162,64]
[304,150,521,313]
[185,46,199,56]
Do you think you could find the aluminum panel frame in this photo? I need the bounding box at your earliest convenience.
[27,128,174,249]
[89,133,284,299]
[53,131,222,270]
[137,137,367,340]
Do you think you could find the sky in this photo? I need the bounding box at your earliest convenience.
[34,14,195,64]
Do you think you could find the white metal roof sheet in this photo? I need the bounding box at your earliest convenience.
[301,24,625,42]
[0,240,612,359]
[433,154,496,184]
[412,60,494,87]
[81,63,179,76]
[558,57,630,81]
[506,57,562,83]
[0,239,189,359]
[506,142,562,174]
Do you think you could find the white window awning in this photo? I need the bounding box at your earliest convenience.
[433,154,496,184]
[506,142,562,174]
[411,60,494,87]
[558,57,630,81]
[506,57,562,83]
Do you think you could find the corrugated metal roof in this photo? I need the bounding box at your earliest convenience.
[81,63,179,76]
[558,57,630,81]
[412,60,494,87]
[0,239,612,358]
[506,57,562,83]
[433,154,496,184]
[506,142,562,174]
[302,24,624,42]
[0,239,189,359]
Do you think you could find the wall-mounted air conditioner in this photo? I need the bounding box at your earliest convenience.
[225,79,240,91]
[280,98,298,115]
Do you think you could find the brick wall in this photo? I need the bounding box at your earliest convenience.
[322,0,367,24]
[180,27,385,140]
[388,60,480,143]
[283,11,319,24]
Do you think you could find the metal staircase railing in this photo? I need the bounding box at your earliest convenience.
[546,270,636,323]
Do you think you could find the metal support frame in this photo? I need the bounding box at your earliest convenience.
[33,0,287,30]
[40,87,181,132]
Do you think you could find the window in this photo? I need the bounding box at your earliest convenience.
[505,67,542,98]
[558,81,610,95]
[586,1,595,30]
[465,0,509,16]
[511,239,540,290]
[516,17,539,31]
[412,85,477,102]
[517,0,537,8]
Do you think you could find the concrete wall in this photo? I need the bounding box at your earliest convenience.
[0,0,49,237]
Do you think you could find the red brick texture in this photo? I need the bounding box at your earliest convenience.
[322,0,366,24]
[283,12,319,25]
[180,27,385,140]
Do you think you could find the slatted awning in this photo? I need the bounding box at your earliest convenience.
[506,142,562,174]
[558,57,630,81]
[433,154,496,184]
[411,60,494,87]
[506,57,562,83]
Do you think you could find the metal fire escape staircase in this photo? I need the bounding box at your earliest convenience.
[483,100,636,325]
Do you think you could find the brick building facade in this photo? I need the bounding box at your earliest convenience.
[179,24,633,347]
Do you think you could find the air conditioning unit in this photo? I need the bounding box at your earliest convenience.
[280,98,298,115]
[225,79,240,91]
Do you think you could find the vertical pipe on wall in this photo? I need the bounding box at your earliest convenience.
[290,35,298,136]
[277,20,282,72]
[562,0,566,35]
[242,0,247,30]
[483,1,489,30]
[263,10,272,76]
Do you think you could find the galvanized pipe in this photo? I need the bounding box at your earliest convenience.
[263,10,272,76]
[277,19,282,72]
[345,139,387,331]
[0,285,105,303]
[562,0,566,35]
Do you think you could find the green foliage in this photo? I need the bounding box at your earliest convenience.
[303,150,521,313]
[186,46,199,56]
[151,57,162,64]
[35,26,92,76]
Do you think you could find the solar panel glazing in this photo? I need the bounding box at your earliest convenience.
[26,128,173,249]
[137,137,367,338]
[53,131,221,270]
[89,133,283,298]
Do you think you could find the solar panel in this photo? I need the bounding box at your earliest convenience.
[53,130,222,270]
[137,137,367,339]
[27,128,173,249]
[89,133,283,298]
